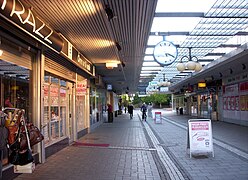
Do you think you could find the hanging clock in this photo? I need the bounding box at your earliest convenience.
[153,40,178,66]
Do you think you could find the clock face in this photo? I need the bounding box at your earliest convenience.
[153,40,178,66]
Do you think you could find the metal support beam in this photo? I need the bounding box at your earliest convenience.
[155,12,204,17]
[155,12,247,18]
[150,31,247,37]
[206,53,226,56]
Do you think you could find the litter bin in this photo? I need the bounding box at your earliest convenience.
[179,107,183,115]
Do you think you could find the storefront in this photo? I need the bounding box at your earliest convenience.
[0,0,95,177]
[172,94,186,115]
[90,85,107,129]
[43,56,76,146]
[0,31,37,168]
[222,72,248,126]
[76,75,89,138]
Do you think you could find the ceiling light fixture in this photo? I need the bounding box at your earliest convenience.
[158,74,171,87]
[106,62,118,69]
[121,61,125,68]
[242,64,246,70]
[115,42,122,51]
[176,47,202,72]
[105,5,114,21]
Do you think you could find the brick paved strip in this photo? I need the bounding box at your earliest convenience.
[143,122,185,180]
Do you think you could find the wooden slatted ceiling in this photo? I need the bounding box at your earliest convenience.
[21,0,157,93]
[22,0,117,62]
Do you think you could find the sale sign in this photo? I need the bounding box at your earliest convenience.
[76,80,87,96]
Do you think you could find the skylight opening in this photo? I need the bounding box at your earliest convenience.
[155,0,216,13]
[151,17,201,32]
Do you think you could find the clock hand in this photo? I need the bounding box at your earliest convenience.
[165,53,175,58]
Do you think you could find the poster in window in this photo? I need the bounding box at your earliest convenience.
[245,95,248,111]
[60,88,67,106]
[240,95,245,111]
[240,95,248,111]
[235,96,239,111]
[44,84,49,106]
[50,86,59,106]
[76,80,87,96]
[227,97,231,110]
[230,96,235,111]
[223,97,227,110]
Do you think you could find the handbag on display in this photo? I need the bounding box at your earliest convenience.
[14,119,35,173]
[19,123,44,150]
[9,149,34,166]
[9,118,34,168]
[9,110,24,151]
[6,109,23,145]
[0,112,9,150]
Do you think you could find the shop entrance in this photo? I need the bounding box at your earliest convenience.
[67,82,74,143]
[43,74,74,146]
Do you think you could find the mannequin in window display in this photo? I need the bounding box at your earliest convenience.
[4,97,13,108]
[51,111,57,121]
[51,111,59,138]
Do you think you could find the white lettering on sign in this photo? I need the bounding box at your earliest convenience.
[3,0,53,44]
[10,0,25,23]
[77,56,92,73]
[1,0,7,10]
[23,9,36,32]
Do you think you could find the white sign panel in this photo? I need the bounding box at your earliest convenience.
[155,112,162,124]
[188,119,214,158]
[76,80,87,96]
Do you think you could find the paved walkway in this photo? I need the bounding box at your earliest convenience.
[14,109,248,180]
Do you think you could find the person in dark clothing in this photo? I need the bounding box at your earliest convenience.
[128,104,134,119]
[140,103,147,121]
[107,104,113,123]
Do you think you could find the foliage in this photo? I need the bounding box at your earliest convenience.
[132,93,141,105]
[121,94,129,107]
[131,93,171,108]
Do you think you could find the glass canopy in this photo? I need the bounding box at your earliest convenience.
[138,0,248,94]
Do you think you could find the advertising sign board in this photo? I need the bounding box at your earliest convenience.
[154,112,162,124]
[188,119,214,158]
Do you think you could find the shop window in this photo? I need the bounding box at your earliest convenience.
[76,78,87,131]
[60,80,66,87]
[44,75,50,83]
[51,77,59,84]
[43,74,67,146]
[0,61,31,166]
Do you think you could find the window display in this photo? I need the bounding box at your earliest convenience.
[43,74,67,145]
[0,61,31,166]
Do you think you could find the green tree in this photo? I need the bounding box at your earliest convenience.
[150,93,171,108]
[132,93,142,105]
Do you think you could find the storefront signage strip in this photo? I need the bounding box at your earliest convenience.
[0,0,63,52]
[77,56,92,74]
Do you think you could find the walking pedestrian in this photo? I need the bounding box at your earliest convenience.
[141,103,147,121]
[128,104,134,119]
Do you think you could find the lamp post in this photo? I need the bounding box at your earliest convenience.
[158,74,171,87]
